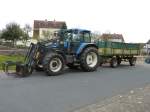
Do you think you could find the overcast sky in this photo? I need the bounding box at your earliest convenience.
[0,0,150,43]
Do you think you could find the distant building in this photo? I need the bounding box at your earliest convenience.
[33,19,67,40]
[100,33,125,42]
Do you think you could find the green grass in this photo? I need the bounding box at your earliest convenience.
[0,55,24,70]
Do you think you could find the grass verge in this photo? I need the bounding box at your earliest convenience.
[0,55,24,70]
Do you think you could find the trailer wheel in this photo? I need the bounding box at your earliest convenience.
[80,47,99,72]
[43,53,64,76]
[110,57,118,68]
[99,63,103,66]
[67,63,79,69]
[129,57,137,66]
[117,58,121,65]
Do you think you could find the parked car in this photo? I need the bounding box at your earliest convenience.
[145,57,150,64]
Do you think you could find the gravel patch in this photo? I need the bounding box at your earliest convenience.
[73,84,150,112]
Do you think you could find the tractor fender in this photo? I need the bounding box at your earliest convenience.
[76,43,98,56]
[55,50,66,60]
[43,49,66,64]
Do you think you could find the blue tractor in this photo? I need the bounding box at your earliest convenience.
[2,29,100,77]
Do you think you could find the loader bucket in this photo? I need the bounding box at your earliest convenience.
[2,43,39,77]
[2,61,22,75]
[2,61,33,77]
[16,63,33,77]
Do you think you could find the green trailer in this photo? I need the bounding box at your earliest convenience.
[97,41,140,67]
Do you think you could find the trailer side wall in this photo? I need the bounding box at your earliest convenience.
[97,41,140,56]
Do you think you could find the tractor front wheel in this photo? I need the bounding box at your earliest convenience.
[80,47,99,72]
[43,53,64,76]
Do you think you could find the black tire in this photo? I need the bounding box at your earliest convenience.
[80,47,99,72]
[67,63,79,69]
[110,57,118,68]
[43,52,64,76]
[117,58,121,65]
[129,57,137,66]
[99,63,103,66]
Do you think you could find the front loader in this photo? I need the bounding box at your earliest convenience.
[2,43,39,77]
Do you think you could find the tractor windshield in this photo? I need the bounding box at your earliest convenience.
[58,29,91,42]
[58,29,79,42]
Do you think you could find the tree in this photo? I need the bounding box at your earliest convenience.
[1,23,23,46]
[91,31,101,42]
[0,30,1,36]
[0,30,2,44]
[24,24,32,34]
[58,23,67,40]
[22,24,32,46]
[61,23,67,29]
[147,39,150,44]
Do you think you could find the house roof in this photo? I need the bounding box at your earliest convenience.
[100,33,124,42]
[34,20,66,29]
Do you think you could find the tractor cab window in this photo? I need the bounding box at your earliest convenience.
[71,31,91,43]
[72,33,80,42]
[71,31,80,42]
[60,30,91,43]
[83,32,91,42]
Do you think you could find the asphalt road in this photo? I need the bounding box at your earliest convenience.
[0,63,150,112]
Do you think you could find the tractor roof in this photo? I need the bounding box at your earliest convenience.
[58,29,91,36]
[67,29,91,33]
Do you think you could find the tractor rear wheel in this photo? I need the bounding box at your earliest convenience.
[43,53,64,76]
[80,47,99,72]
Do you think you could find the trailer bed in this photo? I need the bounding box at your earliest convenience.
[97,41,140,56]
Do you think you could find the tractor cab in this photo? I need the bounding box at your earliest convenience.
[58,29,92,54]
[62,29,91,42]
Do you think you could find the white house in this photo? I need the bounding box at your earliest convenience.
[33,19,67,40]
